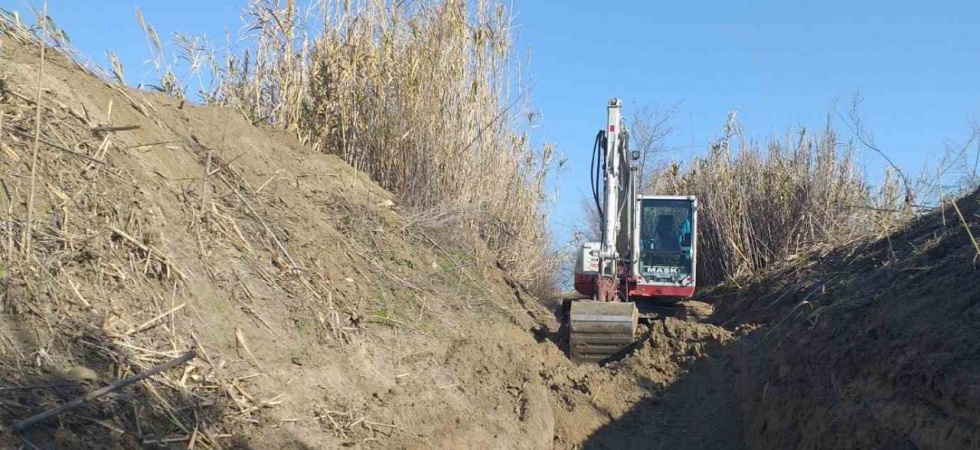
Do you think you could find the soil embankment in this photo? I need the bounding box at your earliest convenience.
[0,34,564,449]
[711,187,980,449]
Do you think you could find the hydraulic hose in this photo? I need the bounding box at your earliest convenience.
[591,130,604,221]
[590,130,606,246]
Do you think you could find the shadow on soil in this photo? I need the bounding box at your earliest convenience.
[0,314,325,450]
[0,308,237,450]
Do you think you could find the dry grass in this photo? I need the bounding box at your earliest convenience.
[0,13,276,447]
[141,0,557,288]
[648,112,912,284]
[22,3,46,257]
[951,197,980,262]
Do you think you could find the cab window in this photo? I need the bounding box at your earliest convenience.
[640,199,692,252]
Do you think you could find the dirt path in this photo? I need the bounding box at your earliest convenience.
[543,309,752,449]
[582,337,746,450]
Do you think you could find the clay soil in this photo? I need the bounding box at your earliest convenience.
[2,29,980,450]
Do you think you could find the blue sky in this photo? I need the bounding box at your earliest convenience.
[5,0,978,247]
[514,1,979,242]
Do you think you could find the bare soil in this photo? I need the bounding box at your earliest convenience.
[2,29,980,450]
[706,187,980,450]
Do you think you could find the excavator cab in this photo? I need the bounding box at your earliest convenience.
[568,195,698,363]
[634,196,697,300]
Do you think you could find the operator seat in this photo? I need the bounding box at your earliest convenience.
[655,215,680,251]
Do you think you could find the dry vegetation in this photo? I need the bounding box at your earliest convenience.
[0,13,242,447]
[132,0,558,290]
[648,112,917,285]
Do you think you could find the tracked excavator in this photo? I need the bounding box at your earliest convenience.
[564,98,698,363]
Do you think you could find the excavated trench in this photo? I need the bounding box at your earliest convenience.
[549,184,980,449]
[537,301,749,449]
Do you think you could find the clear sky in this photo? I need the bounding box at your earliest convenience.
[6,0,978,247]
[513,1,979,243]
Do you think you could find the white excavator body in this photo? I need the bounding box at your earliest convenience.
[566,99,698,363]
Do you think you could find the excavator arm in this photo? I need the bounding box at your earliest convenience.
[568,98,640,363]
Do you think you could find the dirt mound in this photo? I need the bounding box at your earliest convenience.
[706,188,980,449]
[0,32,583,449]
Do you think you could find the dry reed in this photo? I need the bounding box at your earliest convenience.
[647,113,912,284]
[0,12,275,446]
[142,0,557,287]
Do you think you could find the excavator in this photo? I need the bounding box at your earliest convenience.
[564,98,698,363]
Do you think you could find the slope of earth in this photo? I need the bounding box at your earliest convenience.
[0,32,583,449]
[709,188,980,449]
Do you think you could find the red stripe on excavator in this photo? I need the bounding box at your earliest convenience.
[574,273,596,296]
[574,274,694,299]
[629,284,695,298]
